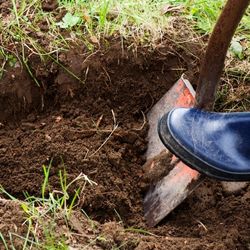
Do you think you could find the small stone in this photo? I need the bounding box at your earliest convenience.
[40,122,46,128]
[222,181,248,194]
[55,116,63,123]
[45,134,52,141]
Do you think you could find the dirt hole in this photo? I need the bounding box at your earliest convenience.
[0,40,250,249]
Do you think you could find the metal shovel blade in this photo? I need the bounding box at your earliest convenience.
[143,76,247,227]
[144,76,201,227]
[144,162,203,227]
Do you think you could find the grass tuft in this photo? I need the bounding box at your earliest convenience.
[0,161,97,249]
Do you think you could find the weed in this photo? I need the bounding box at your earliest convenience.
[0,48,18,79]
[230,37,246,60]
[57,13,81,29]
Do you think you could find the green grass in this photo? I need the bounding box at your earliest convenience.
[1,0,249,49]
[0,161,97,249]
[0,0,250,79]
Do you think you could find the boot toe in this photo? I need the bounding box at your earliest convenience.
[158,108,250,181]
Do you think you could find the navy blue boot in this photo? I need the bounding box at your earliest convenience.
[158,108,250,181]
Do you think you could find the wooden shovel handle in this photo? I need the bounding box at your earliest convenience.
[195,0,250,110]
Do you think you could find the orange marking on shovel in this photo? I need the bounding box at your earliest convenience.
[177,162,200,179]
[169,79,199,180]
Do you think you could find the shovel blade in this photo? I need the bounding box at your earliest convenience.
[144,162,202,227]
[146,76,195,160]
[144,76,200,227]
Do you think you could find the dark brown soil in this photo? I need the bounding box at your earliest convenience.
[0,38,250,249]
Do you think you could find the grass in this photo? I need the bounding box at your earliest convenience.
[0,161,97,249]
[0,1,249,53]
[0,0,249,92]
[0,0,250,82]
[0,160,155,249]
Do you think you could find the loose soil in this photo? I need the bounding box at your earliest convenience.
[0,36,250,249]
